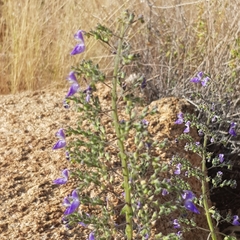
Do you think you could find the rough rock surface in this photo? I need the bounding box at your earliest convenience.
[0,86,211,239]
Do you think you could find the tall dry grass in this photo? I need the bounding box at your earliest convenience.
[0,0,239,96]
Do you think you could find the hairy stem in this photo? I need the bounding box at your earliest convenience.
[111,22,133,239]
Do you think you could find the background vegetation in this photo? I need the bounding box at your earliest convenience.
[0,0,239,97]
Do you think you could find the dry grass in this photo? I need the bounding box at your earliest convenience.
[0,0,239,96]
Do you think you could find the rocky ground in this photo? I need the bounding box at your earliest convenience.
[0,85,239,239]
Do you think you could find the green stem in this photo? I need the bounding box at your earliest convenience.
[111,22,133,239]
[201,118,218,240]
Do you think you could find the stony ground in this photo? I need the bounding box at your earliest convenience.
[0,85,238,239]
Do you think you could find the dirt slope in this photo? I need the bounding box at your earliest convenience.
[0,87,211,239]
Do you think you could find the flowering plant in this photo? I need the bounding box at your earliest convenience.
[52,11,239,240]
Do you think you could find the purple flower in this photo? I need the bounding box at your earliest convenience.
[162,188,169,196]
[63,189,80,215]
[182,190,195,201]
[176,231,182,238]
[198,129,204,136]
[174,163,181,175]
[63,99,70,109]
[217,171,223,177]
[83,86,92,102]
[190,72,203,84]
[190,72,210,87]
[62,216,73,229]
[201,76,210,87]
[144,233,149,239]
[66,71,80,98]
[53,169,69,185]
[52,128,66,150]
[218,154,224,163]
[175,112,184,124]
[89,232,95,240]
[229,122,237,137]
[184,200,200,214]
[79,222,87,227]
[183,121,191,133]
[173,219,181,229]
[66,151,70,161]
[211,115,218,122]
[182,190,200,214]
[233,215,240,226]
[71,30,85,55]
[141,119,149,127]
[67,71,78,82]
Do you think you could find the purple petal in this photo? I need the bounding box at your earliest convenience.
[86,93,91,102]
[71,43,85,55]
[198,129,204,136]
[67,71,78,83]
[141,119,149,126]
[229,123,237,137]
[174,163,181,175]
[56,128,65,139]
[162,189,169,196]
[175,118,184,124]
[89,232,95,240]
[83,86,92,93]
[52,139,66,150]
[201,77,210,87]
[63,99,70,109]
[184,200,200,214]
[183,121,191,133]
[62,169,69,178]
[72,189,79,199]
[197,71,203,78]
[66,151,70,160]
[79,222,87,227]
[66,83,80,97]
[182,190,195,201]
[218,154,224,163]
[230,122,237,128]
[53,177,68,185]
[233,215,240,226]
[64,198,80,215]
[173,219,181,229]
[229,128,237,137]
[175,113,184,124]
[190,77,201,83]
[74,30,84,42]
[63,197,71,207]
[144,233,149,239]
[176,231,182,237]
